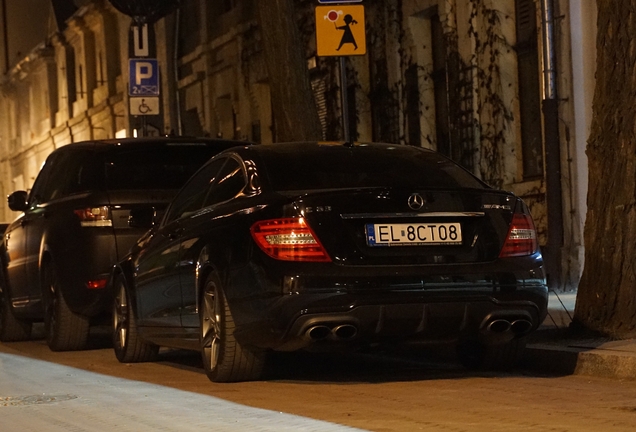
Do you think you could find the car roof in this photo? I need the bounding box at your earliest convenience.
[224,141,437,160]
[218,141,489,191]
[232,141,434,153]
[49,136,250,153]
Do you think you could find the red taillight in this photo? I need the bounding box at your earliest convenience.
[499,213,538,257]
[74,206,112,227]
[86,278,107,289]
[250,218,331,262]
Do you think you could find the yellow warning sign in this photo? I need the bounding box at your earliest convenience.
[315,5,366,57]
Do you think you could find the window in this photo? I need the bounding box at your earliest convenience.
[431,12,450,157]
[105,145,223,191]
[262,146,486,192]
[515,0,544,179]
[28,155,57,206]
[164,158,226,223]
[203,158,246,207]
[178,0,201,57]
[405,64,421,146]
[31,150,100,204]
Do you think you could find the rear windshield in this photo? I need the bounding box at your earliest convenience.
[261,145,486,191]
[105,144,225,190]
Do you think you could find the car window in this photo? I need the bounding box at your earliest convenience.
[105,144,222,191]
[33,150,100,204]
[28,154,57,206]
[261,145,486,191]
[203,158,246,207]
[164,158,227,223]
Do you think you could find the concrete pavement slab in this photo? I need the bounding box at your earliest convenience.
[0,352,365,432]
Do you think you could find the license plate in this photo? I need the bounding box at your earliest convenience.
[366,223,462,246]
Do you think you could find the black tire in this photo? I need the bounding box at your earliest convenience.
[0,275,32,342]
[42,263,90,351]
[457,337,527,371]
[199,273,266,382]
[112,274,159,363]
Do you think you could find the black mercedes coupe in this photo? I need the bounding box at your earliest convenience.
[111,142,548,382]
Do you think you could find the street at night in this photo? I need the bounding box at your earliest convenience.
[3,328,636,431]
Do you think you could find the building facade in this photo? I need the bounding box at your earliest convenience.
[0,0,596,291]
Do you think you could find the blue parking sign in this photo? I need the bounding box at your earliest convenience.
[129,59,159,96]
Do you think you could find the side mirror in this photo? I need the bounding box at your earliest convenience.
[7,191,28,212]
[128,206,155,229]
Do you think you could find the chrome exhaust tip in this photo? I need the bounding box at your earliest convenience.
[510,319,533,335]
[332,324,357,340]
[305,325,331,341]
[486,319,512,333]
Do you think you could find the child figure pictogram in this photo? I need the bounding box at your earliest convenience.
[335,14,358,51]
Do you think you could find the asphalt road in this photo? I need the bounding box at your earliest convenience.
[2,327,636,432]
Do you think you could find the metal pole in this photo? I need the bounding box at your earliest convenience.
[173,7,183,136]
[541,0,557,100]
[1,0,9,74]
[339,56,351,143]
[541,0,563,289]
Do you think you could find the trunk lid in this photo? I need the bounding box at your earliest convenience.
[291,187,517,265]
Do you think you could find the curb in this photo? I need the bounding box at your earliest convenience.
[524,343,636,380]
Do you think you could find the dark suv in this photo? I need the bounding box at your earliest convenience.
[0,137,247,351]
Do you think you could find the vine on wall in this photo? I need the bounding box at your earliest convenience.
[467,0,515,188]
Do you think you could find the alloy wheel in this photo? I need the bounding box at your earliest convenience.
[113,282,128,350]
[201,287,222,372]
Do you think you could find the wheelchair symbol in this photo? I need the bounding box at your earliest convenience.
[138,99,152,114]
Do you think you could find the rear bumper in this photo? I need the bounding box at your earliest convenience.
[224,252,548,351]
[234,283,548,351]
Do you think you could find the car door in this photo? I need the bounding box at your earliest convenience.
[134,159,224,328]
[179,156,248,328]
[4,154,57,304]
[23,150,89,296]
[4,211,30,304]
[133,219,183,327]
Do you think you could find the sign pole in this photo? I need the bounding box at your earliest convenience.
[340,56,351,143]
[315,3,365,144]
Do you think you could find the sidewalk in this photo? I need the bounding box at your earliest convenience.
[524,290,636,380]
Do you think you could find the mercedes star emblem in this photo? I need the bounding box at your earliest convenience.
[408,193,425,210]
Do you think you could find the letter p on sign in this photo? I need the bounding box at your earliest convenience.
[135,62,153,85]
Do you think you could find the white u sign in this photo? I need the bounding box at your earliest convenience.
[132,24,149,57]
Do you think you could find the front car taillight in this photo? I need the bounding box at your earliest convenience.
[250,218,331,262]
[74,206,112,227]
[499,213,538,257]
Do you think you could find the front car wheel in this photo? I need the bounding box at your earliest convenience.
[112,274,159,363]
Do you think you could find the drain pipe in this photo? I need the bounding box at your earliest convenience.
[1,0,8,74]
[541,0,563,289]
[173,6,183,136]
